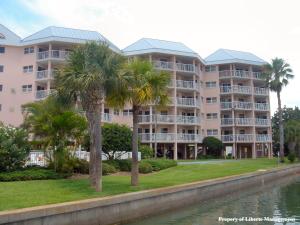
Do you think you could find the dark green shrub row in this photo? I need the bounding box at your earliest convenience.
[102,163,117,175]
[141,159,177,171]
[138,161,153,173]
[0,167,68,182]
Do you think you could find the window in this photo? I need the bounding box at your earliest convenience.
[114,109,119,115]
[0,65,3,72]
[123,109,132,116]
[24,47,34,54]
[207,129,218,136]
[0,84,2,92]
[0,47,5,54]
[23,65,33,73]
[206,97,217,104]
[205,65,216,72]
[205,81,217,88]
[22,85,32,93]
[206,113,218,119]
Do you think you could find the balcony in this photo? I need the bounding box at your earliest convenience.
[220,101,253,110]
[256,134,272,142]
[220,85,252,95]
[35,89,55,99]
[176,115,200,124]
[221,118,234,126]
[177,133,202,142]
[139,133,175,142]
[219,70,250,79]
[176,63,196,73]
[253,72,264,80]
[153,60,174,71]
[255,118,270,126]
[221,118,254,126]
[102,113,112,122]
[36,70,54,80]
[176,80,199,90]
[221,134,254,143]
[37,50,70,61]
[176,97,200,107]
[254,87,269,95]
[255,103,269,111]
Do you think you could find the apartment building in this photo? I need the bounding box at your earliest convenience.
[0,24,272,159]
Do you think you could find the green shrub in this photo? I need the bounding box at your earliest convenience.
[105,160,120,171]
[139,161,153,173]
[0,167,68,182]
[288,152,296,163]
[0,126,30,172]
[102,163,117,175]
[143,159,177,171]
[139,145,153,159]
[116,159,132,171]
[73,159,89,174]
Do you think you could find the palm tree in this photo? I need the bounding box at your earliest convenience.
[107,58,170,186]
[55,42,123,191]
[263,58,294,162]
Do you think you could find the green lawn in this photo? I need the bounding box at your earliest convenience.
[0,158,293,211]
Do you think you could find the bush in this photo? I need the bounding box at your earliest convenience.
[0,126,30,172]
[105,160,120,171]
[143,159,177,171]
[0,167,68,182]
[288,152,296,163]
[102,163,117,175]
[202,136,223,157]
[73,159,89,174]
[116,159,132,171]
[139,145,153,159]
[139,161,153,174]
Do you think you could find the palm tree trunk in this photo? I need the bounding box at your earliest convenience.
[154,112,158,158]
[86,107,102,192]
[277,91,285,162]
[131,105,139,186]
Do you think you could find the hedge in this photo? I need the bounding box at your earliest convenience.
[143,159,177,171]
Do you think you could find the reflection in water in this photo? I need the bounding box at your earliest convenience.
[124,176,300,225]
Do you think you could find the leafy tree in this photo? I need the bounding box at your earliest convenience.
[102,123,132,159]
[202,137,223,157]
[284,120,300,158]
[0,126,30,172]
[107,58,170,186]
[22,97,87,171]
[263,58,294,162]
[139,145,154,159]
[55,41,124,191]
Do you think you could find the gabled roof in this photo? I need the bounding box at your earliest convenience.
[205,48,266,66]
[21,26,120,52]
[0,24,21,46]
[123,38,204,62]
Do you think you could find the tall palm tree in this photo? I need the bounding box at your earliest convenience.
[263,58,294,162]
[55,42,123,191]
[107,58,170,186]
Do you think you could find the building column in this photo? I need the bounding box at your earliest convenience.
[252,143,257,159]
[173,56,177,160]
[194,143,198,160]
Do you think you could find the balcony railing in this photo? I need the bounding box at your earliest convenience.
[221,118,234,125]
[176,63,196,73]
[36,70,54,80]
[220,101,253,110]
[176,97,200,107]
[177,133,202,142]
[138,115,200,124]
[255,118,270,126]
[37,50,70,60]
[153,60,174,70]
[139,133,175,142]
[221,134,254,142]
[138,115,151,123]
[102,113,112,122]
[220,85,252,94]
[253,72,263,79]
[255,103,269,111]
[235,118,254,125]
[153,115,175,123]
[254,87,269,95]
[219,70,251,79]
[176,115,200,124]
[176,80,199,90]
[35,89,55,99]
[256,134,272,142]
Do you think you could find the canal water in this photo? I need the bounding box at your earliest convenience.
[124,176,300,225]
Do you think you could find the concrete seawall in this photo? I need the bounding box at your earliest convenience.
[1,165,300,225]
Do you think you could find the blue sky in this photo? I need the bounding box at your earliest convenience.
[1,0,300,113]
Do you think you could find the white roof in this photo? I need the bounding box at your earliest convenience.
[0,24,21,46]
[205,48,266,65]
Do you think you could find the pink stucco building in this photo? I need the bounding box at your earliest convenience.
[0,24,272,159]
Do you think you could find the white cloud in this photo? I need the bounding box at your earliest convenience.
[15,0,300,113]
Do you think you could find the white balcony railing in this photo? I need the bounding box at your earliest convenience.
[177,133,202,142]
[254,87,269,95]
[221,118,234,125]
[255,118,270,126]
[35,89,55,99]
[220,85,252,94]
[176,97,200,107]
[37,50,70,60]
[153,60,174,70]
[220,101,253,110]
[219,70,250,79]
[256,134,272,142]
[253,72,263,79]
[138,115,200,125]
[235,118,254,126]
[176,80,198,90]
[255,103,269,111]
[221,134,254,142]
[153,115,175,123]
[139,133,175,142]
[176,63,196,73]
[102,113,112,122]
[36,70,55,80]
[177,115,200,124]
[138,115,151,123]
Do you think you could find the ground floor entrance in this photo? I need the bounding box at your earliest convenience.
[225,142,272,159]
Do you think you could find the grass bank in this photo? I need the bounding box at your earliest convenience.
[0,158,293,211]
